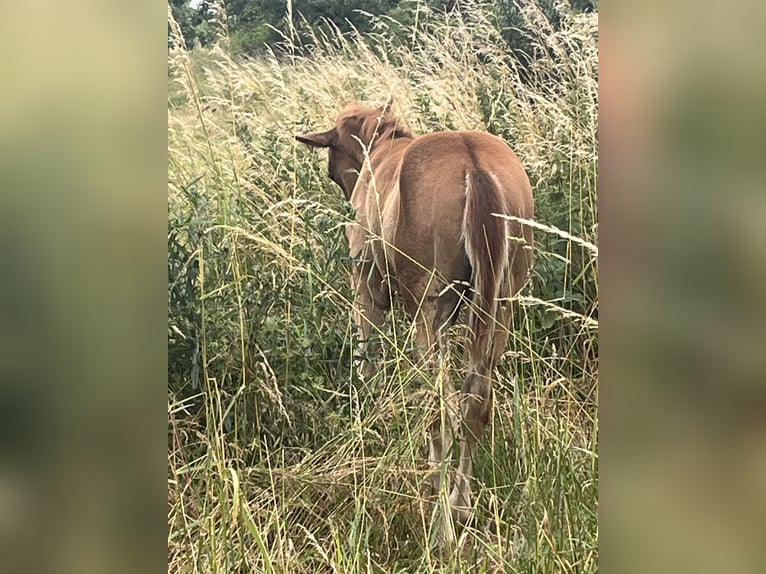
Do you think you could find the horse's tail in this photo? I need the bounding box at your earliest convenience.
[462,170,510,367]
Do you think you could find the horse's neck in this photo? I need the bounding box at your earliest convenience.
[348,138,410,211]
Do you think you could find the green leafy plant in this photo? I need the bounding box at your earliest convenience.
[168,2,597,571]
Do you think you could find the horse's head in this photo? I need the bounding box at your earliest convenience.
[295,101,410,200]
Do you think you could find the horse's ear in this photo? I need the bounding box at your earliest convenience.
[380,96,394,116]
[295,128,336,148]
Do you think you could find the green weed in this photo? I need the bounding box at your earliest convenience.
[168,2,597,571]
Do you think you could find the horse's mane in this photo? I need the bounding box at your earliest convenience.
[337,104,413,145]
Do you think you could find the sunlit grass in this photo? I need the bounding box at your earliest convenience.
[168,1,597,571]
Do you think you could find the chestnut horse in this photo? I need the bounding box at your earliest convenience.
[296,103,533,535]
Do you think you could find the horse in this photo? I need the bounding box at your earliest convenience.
[296,103,533,537]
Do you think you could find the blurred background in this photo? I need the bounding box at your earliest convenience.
[0,1,165,573]
[601,0,766,571]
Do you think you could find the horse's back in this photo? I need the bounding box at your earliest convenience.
[399,130,532,215]
[393,131,531,280]
[393,133,471,287]
[395,132,520,302]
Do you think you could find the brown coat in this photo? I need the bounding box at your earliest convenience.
[297,104,533,532]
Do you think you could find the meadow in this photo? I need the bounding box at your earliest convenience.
[168,1,598,571]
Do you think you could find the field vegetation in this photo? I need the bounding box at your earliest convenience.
[168,1,598,571]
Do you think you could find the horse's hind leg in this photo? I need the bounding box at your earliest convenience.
[426,323,458,497]
[428,289,467,494]
[401,281,461,492]
[449,299,513,526]
[420,290,468,547]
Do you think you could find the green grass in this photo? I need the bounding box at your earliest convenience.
[168,1,598,571]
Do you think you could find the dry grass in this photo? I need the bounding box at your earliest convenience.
[168,1,598,571]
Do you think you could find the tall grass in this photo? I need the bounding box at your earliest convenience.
[168,1,597,571]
